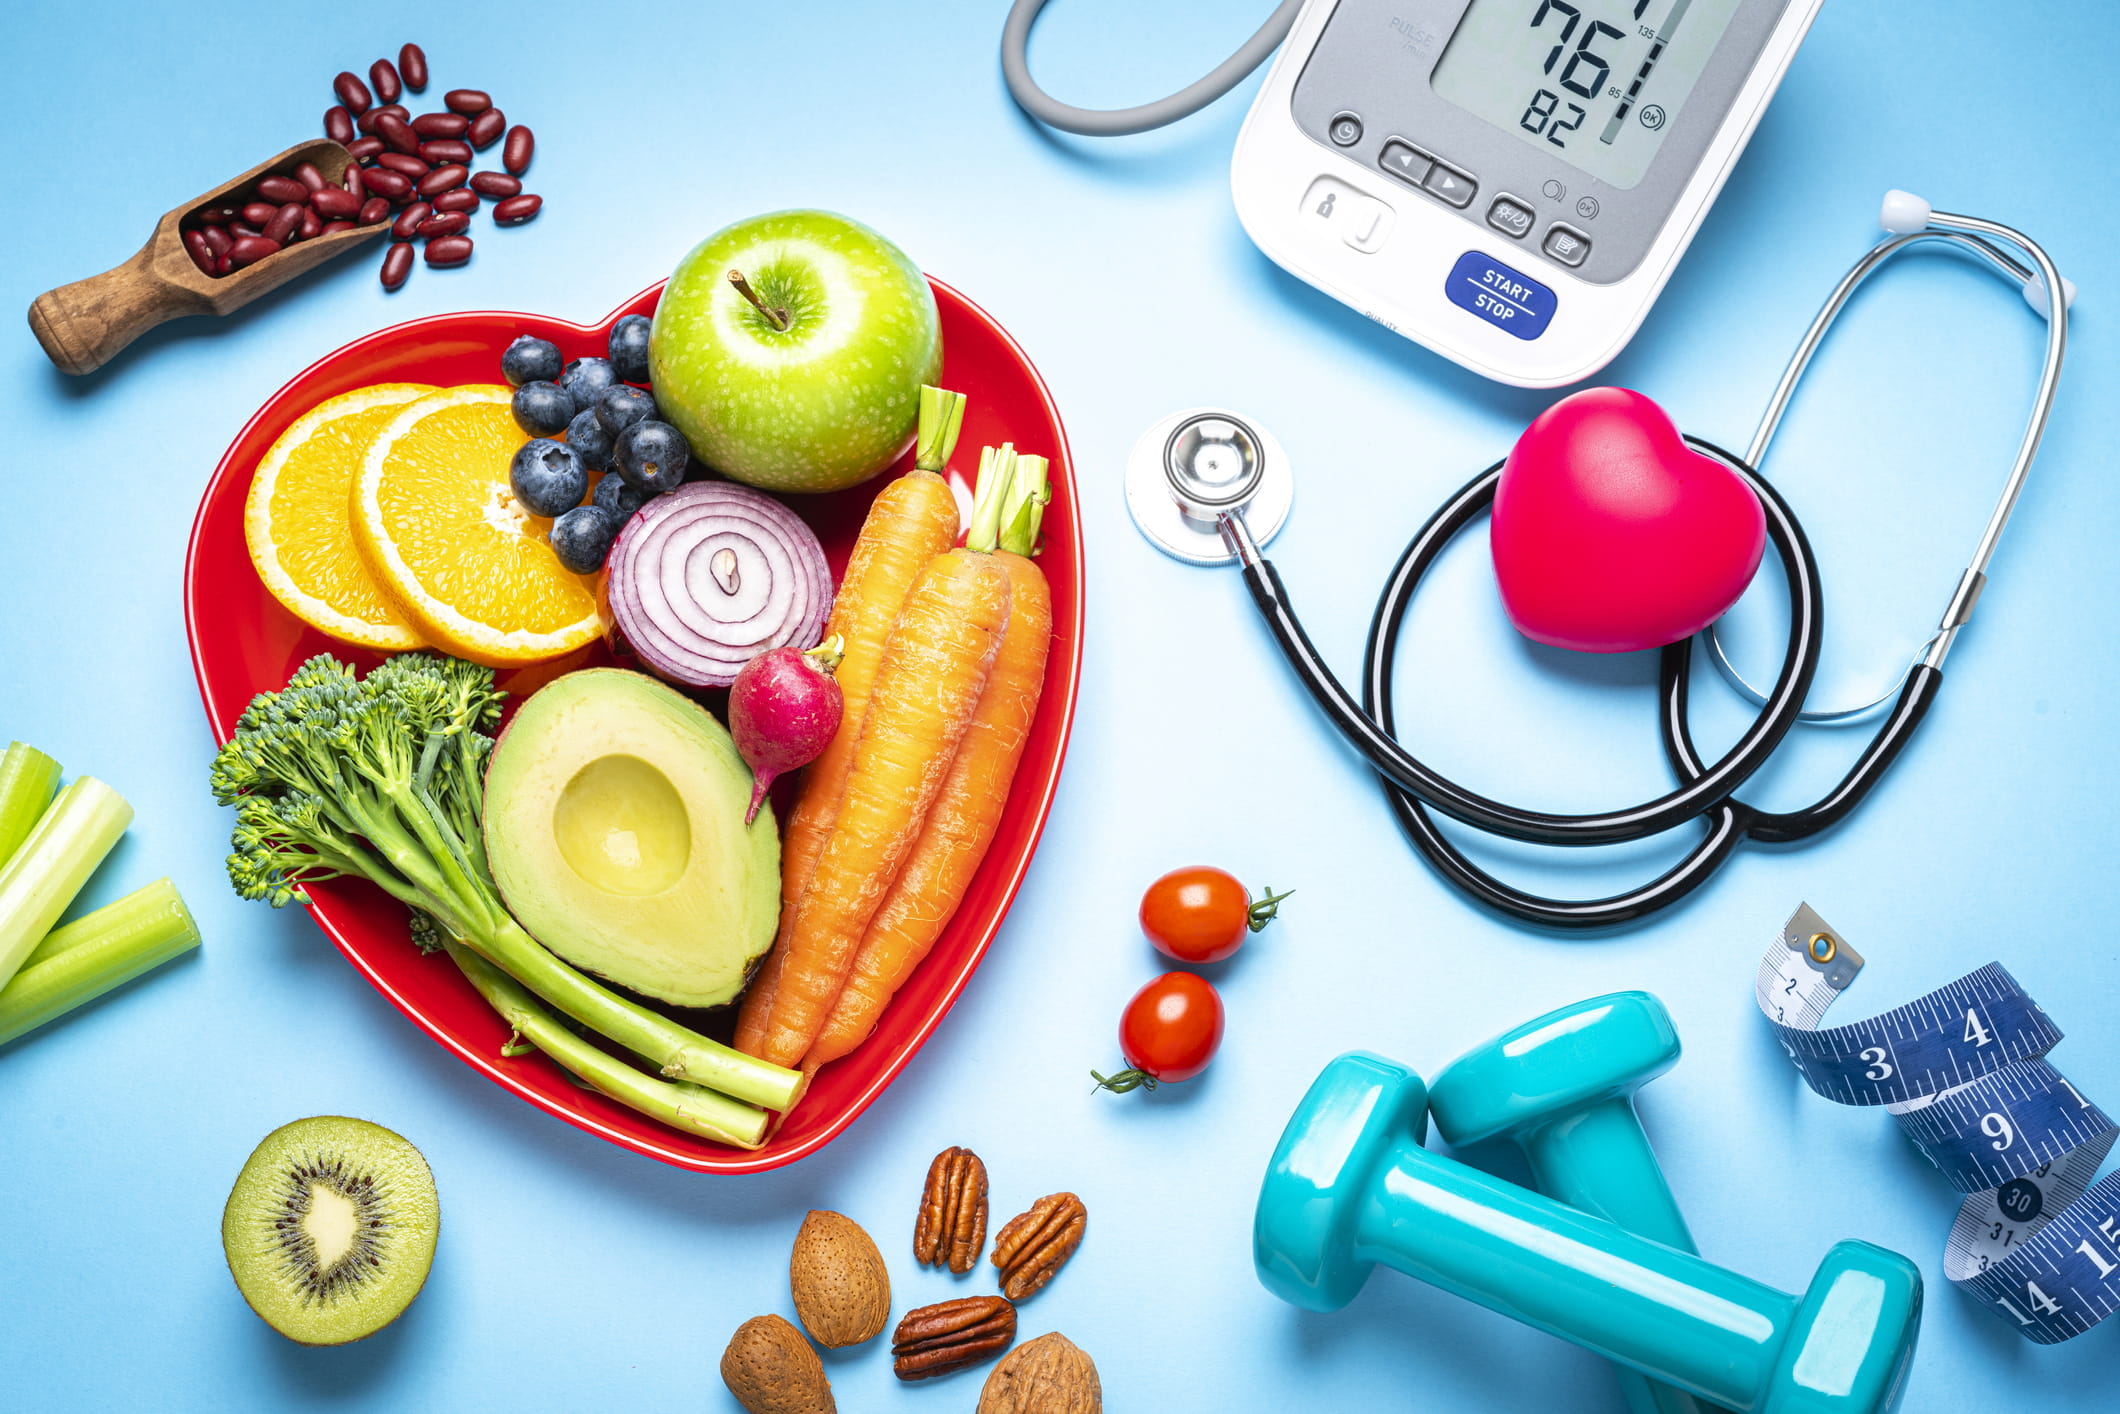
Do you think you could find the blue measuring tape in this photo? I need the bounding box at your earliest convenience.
[1756,904,2120,1344]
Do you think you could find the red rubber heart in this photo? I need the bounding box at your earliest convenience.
[1491,387,1765,653]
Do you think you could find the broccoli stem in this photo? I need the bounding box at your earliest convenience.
[0,742,62,869]
[464,914,802,1112]
[446,943,771,1149]
[0,777,133,993]
[0,877,199,1047]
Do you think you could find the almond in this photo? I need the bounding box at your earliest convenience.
[789,1209,890,1347]
[721,1314,836,1414]
[977,1331,1101,1414]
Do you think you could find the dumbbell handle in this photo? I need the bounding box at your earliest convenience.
[1361,1137,1793,1408]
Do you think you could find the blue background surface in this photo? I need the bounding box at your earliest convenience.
[4,2,2116,1408]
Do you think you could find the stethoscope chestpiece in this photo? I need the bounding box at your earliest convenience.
[1126,407,1294,565]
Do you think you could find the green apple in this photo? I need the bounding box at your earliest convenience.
[649,210,944,494]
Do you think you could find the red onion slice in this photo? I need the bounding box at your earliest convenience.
[606,482,832,688]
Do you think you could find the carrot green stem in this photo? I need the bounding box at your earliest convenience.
[0,743,62,870]
[965,443,1016,554]
[447,942,772,1148]
[0,776,132,993]
[999,453,1051,559]
[0,877,198,1047]
[915,385,967,473]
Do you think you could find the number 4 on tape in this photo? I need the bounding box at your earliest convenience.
[1756,905,2120,1344]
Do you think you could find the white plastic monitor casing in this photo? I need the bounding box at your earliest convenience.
[1231,0,1827,388]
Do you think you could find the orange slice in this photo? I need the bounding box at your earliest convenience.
[245,383,435,651]
[351,385,606,667]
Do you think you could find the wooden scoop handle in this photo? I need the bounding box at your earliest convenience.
[28,228,211,376]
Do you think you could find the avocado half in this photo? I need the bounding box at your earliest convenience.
[484,668,779,1008]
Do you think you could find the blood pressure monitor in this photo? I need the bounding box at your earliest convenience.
[1232,0,1824,386]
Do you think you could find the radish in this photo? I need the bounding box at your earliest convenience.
[729,638,845,825]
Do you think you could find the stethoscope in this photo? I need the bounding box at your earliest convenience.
[1127,193,2072,929]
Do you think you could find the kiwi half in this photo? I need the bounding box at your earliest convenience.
[221,1115,439,1345]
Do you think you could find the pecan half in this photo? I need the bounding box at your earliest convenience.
[890,1295,1016,1381]
[914,1146,989,1274]
[991,1192,1087,1301]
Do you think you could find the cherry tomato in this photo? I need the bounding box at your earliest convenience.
[1095,972,1225,1093]
[1139,866,1292,963]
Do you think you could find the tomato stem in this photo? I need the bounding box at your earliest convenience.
[1247,885,1294,933]
[1091,1067,1159,1095]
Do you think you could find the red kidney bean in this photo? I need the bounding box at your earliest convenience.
[391,202,432,241]
[299,207,323,241]
[412,111,468,138]
[378,113,421,155]
[321,219,354,235]
[214,253,234,276]
[418,210,469,239]
[257,175,308,204]
[381,241,414,289]
[325,106,355,143]
[467,108,505,149]
[230,221,262,238]
[229,234,281,267]
[493,194,542,226]
[469,170,520,198]
[354,103,408,136]
[503,125,533,175]
[200,204,239,224]
[242,201,279,226]
[375,151,428,179]
[310,187,360,219]
[444,89,490,115]
[419,139,472,165]
[346,136,384,160]
[370,58,401,105]
[430,188,479,213]
[201,225,233,256]
[183,228,214,272]
[294,161,326,192]
[360,167,413,200]
[417,164,467,197]
[343,164,365,199]
[263,203,304,244]
[333,71,373,115]
[398,43,427,93]
[425,235,473,266]
[358,196,391,225]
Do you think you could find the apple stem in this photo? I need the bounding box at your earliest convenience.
[727,269,790,331]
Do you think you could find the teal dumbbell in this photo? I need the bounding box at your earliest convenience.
[1255,1052,1922,1414]
[1428,992,1708,1414]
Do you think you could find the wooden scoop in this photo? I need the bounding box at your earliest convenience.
[28,139,385,375]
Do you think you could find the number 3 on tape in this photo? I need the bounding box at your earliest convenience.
[1757,904,2120,1344]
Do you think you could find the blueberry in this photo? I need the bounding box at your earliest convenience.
[510,438,588,517]
[614,420,690,495]
[511,380,575,437]
[565,406,615,472]
[501,335,562,387]
[592,471,651,522]
[608,314,652,384]
[558,356,618,410]
[549,505,621,573]
[595,384,658,438]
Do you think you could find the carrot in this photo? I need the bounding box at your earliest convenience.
[805,447,1054,1069]
[734,387,965,1055]
[752,547,1011,1067]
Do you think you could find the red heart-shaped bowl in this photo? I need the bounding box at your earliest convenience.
[184,278,1080,1173]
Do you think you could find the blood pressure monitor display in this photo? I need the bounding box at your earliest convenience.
[1434,0,1745,189]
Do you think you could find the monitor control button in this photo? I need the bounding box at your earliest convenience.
[1378,139,1432,188]
[1542,225,1592,268]
[1424,162,1476,209]
[1300,176,1394,254]
[1329,112,1363,146]
[1487,195,1533,239]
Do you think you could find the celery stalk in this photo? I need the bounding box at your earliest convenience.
[0,777,133,992]
[0,743,62,869]
[0,877,198,1046]
[445,942,773,1149]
